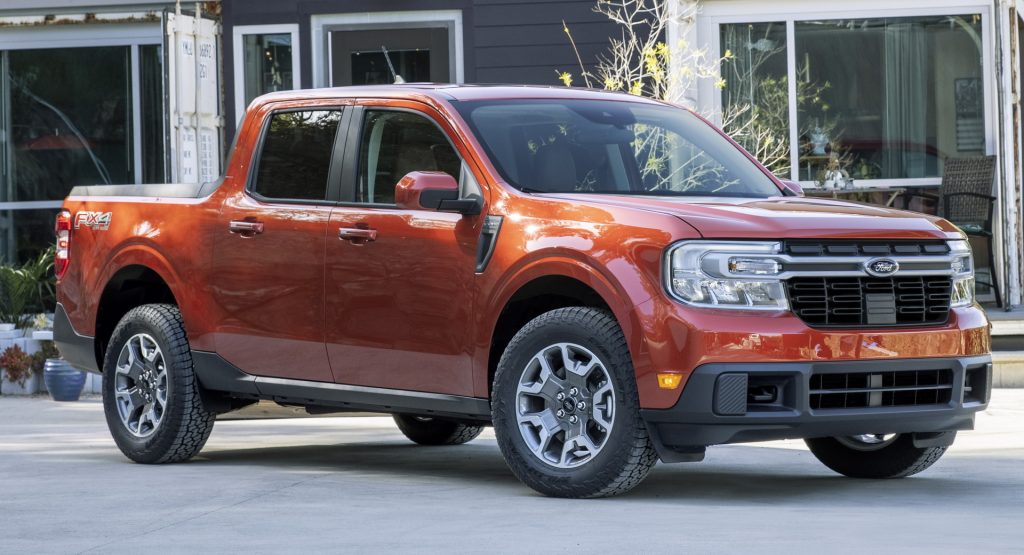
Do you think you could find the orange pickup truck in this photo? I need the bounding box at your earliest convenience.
[55,85,991,498]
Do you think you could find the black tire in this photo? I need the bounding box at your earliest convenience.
[392,414,484,445]
[492,307,657,498]
[805,434,950,479]
[102,304,215,464]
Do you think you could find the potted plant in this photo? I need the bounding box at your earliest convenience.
[1,344,38,395]
[0,248,56,395]
[37,341,86,402]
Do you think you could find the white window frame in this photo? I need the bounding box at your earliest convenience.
[232,23,301,124]
[310,10,465,88]
[687,0,996,188]
[0,22,161,211]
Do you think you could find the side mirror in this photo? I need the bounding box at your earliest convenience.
[395,171,480,215]
[780,180,804,197]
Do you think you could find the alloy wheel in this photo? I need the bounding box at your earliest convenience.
[515,342,616,468]
[113,333,168,438]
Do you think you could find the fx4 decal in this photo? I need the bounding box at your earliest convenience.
[75,211,112,231]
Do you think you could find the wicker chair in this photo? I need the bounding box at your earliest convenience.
[908,156,1000,307]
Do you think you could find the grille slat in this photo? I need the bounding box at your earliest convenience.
[787,276,951,327]
[810,369,954,410]
[782,240,953,328]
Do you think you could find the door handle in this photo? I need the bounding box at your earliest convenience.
[228,220,264,235]
[338,227,378,242]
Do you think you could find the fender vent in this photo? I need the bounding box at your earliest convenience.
[809,369,954,410]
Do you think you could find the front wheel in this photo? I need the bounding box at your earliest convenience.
[492,307,657,498]
[102,304,215,464]
[805,433,951,479]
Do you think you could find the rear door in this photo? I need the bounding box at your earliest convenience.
[209,105,347,381]
[324,104,484,395]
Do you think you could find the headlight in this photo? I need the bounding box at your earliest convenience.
[948,239,975,307]
[665,242,788,310]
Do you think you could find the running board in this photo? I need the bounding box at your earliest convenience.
[191,350,491,420]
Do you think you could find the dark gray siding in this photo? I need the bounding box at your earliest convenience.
[472,0,613,84]
[221,0,615,136]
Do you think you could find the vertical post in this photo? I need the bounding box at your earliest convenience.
[786,20,799,183]
[130,44,143,185]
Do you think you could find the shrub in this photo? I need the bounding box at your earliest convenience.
[1,344,34,386]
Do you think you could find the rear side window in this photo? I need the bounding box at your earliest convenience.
[252,109,342,201]
[356,110,461,204]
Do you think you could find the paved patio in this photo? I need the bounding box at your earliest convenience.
[1,391,1022,553]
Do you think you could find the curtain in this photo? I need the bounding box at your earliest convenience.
[883,22,928,178]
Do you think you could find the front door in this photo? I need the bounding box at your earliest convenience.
[210,107,345,382]
[325,106,482,395]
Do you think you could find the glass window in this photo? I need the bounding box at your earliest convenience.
[454,99,782,197]
[720,22,791,178]
[8,46,132,201]
[140,44,166,183]
[242,33,294,107]
[356,111,461,204]
[252,110,341,201]
[351,50,431,85]
[794,15,985,181]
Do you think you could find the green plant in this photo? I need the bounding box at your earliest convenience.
[0,246,55,328]
[31,340,60,374]
[1,344,34,386]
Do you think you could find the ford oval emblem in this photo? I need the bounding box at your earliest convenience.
[865,258,899,277]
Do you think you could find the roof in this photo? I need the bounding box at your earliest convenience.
[254,83,665,107]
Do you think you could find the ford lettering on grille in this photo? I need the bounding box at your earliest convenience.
[864,258,899,277]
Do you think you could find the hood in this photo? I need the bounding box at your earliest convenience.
[540,194,962,240]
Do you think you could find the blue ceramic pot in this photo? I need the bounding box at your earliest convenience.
[43,359,86,402]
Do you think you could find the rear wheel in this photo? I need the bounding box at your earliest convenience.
[102,304,215,464]
[393,414,484,445]
[492,307,657,498]
[805,433,950,479]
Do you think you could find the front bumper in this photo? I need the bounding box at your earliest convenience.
[641,355,991,457]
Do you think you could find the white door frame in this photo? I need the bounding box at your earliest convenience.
[231,23,301,123]
[310,10,464,88]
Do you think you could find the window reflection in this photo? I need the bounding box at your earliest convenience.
[795,15,985,181]
[242,33,293,107]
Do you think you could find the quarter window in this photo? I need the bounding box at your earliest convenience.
[252,110,342,201]
[355,110,461,204]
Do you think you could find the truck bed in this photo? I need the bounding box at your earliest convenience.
[68,181,219,199]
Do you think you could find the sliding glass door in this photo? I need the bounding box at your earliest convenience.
[718,12,988,185]
[0,43,163,263]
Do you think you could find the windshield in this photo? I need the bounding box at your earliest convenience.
[453,99,782,197]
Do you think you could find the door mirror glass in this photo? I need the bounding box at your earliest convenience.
[395,171,479,214]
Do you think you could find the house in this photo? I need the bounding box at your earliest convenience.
[1,0,1021,311]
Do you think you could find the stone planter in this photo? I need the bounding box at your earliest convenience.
[43,359,86,401]
[84,373,104,395]
[1,371,40,395]
[1,331,41,395]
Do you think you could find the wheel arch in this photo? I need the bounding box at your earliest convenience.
[481,258,651,398]
[93,264,178,372]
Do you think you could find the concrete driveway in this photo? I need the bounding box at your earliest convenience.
[1,391,1022,554]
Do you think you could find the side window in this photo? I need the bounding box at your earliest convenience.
[252,109,342,201]
[356,110,461,204]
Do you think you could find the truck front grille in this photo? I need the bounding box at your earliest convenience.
[809,369,954,410]
[786,276,952,327]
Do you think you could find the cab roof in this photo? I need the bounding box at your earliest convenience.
[253,83,667,108]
